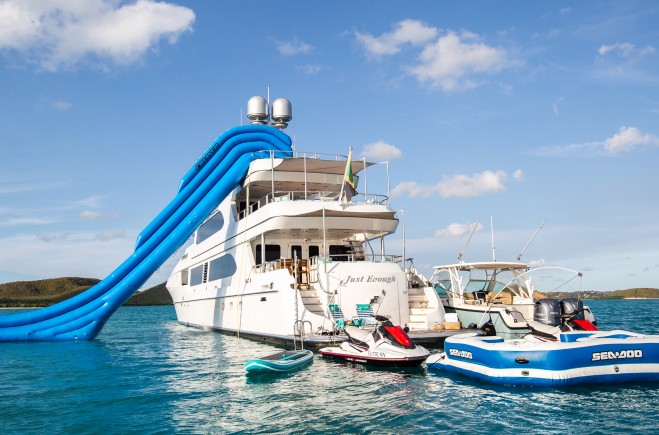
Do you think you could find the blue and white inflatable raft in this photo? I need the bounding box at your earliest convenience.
[426,330,659,387]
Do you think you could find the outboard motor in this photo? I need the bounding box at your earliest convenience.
[560,298,584,321]
[560,298,598,331]
[534,298,561,327]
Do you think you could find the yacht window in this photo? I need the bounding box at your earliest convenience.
[209,254,237,281]
[190,264,205,286]
[291,245,302,260]
[181,270,189,286]
[309,245,319,259]
[255,244,281,265]
[329,245,350,261]
[196,212,224,244]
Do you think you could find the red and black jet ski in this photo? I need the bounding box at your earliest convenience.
[319,315,430,367]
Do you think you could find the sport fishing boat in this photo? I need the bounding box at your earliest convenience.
[426,328,659,387]
[319,315,430,366]
[166,96,446,348]
[431,261,597,339]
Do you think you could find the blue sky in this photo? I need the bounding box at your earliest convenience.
[1,1,658,292]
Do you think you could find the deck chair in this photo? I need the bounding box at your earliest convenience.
[329,304,345,330]
[354,303,377,326]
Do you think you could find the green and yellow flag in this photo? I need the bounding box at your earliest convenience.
[343,148,356,203]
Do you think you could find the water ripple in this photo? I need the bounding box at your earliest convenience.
[1,304,658,434]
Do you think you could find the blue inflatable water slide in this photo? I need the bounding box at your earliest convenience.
[0,125,292,342]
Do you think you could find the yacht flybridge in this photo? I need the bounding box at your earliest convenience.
[166,96,446,348]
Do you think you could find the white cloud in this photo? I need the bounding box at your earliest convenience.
[392,170,517,198]
[436,221,483,238]
[0,232,133,280]
[513,169,524,181]
[297,64,323,75]
[79,211,99,220]
[528,259,546,267]
[404,30,511,92]
[355,20,513,92]
[535,126,659,156]
[355,19,437,57]
[79,210,117,220]
[40,91,73,111]
[0,0,195,71]
[604,126,659,154]
[553,96,565,115]
[36,232,72,242]
[274,38,313,56]
[598,42,655,59]
[0,216,55,227]
[95,230,126,241]
[0,180,68,194]
[360,140,402,161]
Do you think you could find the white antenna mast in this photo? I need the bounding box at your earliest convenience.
[266,83,271,125]
[517,219,546,261]
[490,216,496,262]
[458,218,480,262]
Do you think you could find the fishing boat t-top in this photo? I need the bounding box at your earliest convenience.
[166,96,446,348]
[432,261,597,340]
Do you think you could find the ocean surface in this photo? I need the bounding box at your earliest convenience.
[1,299,658,434]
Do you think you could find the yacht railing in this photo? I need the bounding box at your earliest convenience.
[238,190,390,220]
[253,254,402,278]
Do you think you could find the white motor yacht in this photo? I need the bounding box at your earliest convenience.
[166,96,446,348]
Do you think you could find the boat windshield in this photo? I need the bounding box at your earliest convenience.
[432,265,532,301]
[434,280,450,297]
[464,279,506,294]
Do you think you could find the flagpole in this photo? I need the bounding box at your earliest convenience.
[338,147,352,204]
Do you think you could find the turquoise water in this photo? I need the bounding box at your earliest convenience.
[1,300,658,434]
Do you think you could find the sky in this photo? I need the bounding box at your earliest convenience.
[1,0,658,293]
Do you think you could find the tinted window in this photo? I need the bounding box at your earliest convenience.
[209,255,237,281]
[197,212,224,244]
[329,245,349,261]
[255,244,281,265]
[190,264,204,286]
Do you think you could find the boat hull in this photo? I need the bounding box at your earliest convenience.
[319,345,429,367]
[427,331,659,387]
[244,349,314,373]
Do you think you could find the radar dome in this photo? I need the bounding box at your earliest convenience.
[271,98,292,129]
[247,96,268,124]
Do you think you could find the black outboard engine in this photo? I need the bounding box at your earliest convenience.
[534,298,561,326]
[560,298,584,321]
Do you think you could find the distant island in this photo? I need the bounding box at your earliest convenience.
[543,288,659,300]
[0,277,172,308]
[1,277,657,308]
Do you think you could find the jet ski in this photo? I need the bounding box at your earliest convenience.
[319,315,430,367]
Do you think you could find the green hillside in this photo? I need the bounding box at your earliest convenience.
[544,288,659,300]
[123,282,173,306]
[0,278,172,308]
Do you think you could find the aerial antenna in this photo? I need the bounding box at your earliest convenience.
[490,216,496,262]
[458,218,480,262]
[267,83,271,124]
[516,219,546,261]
